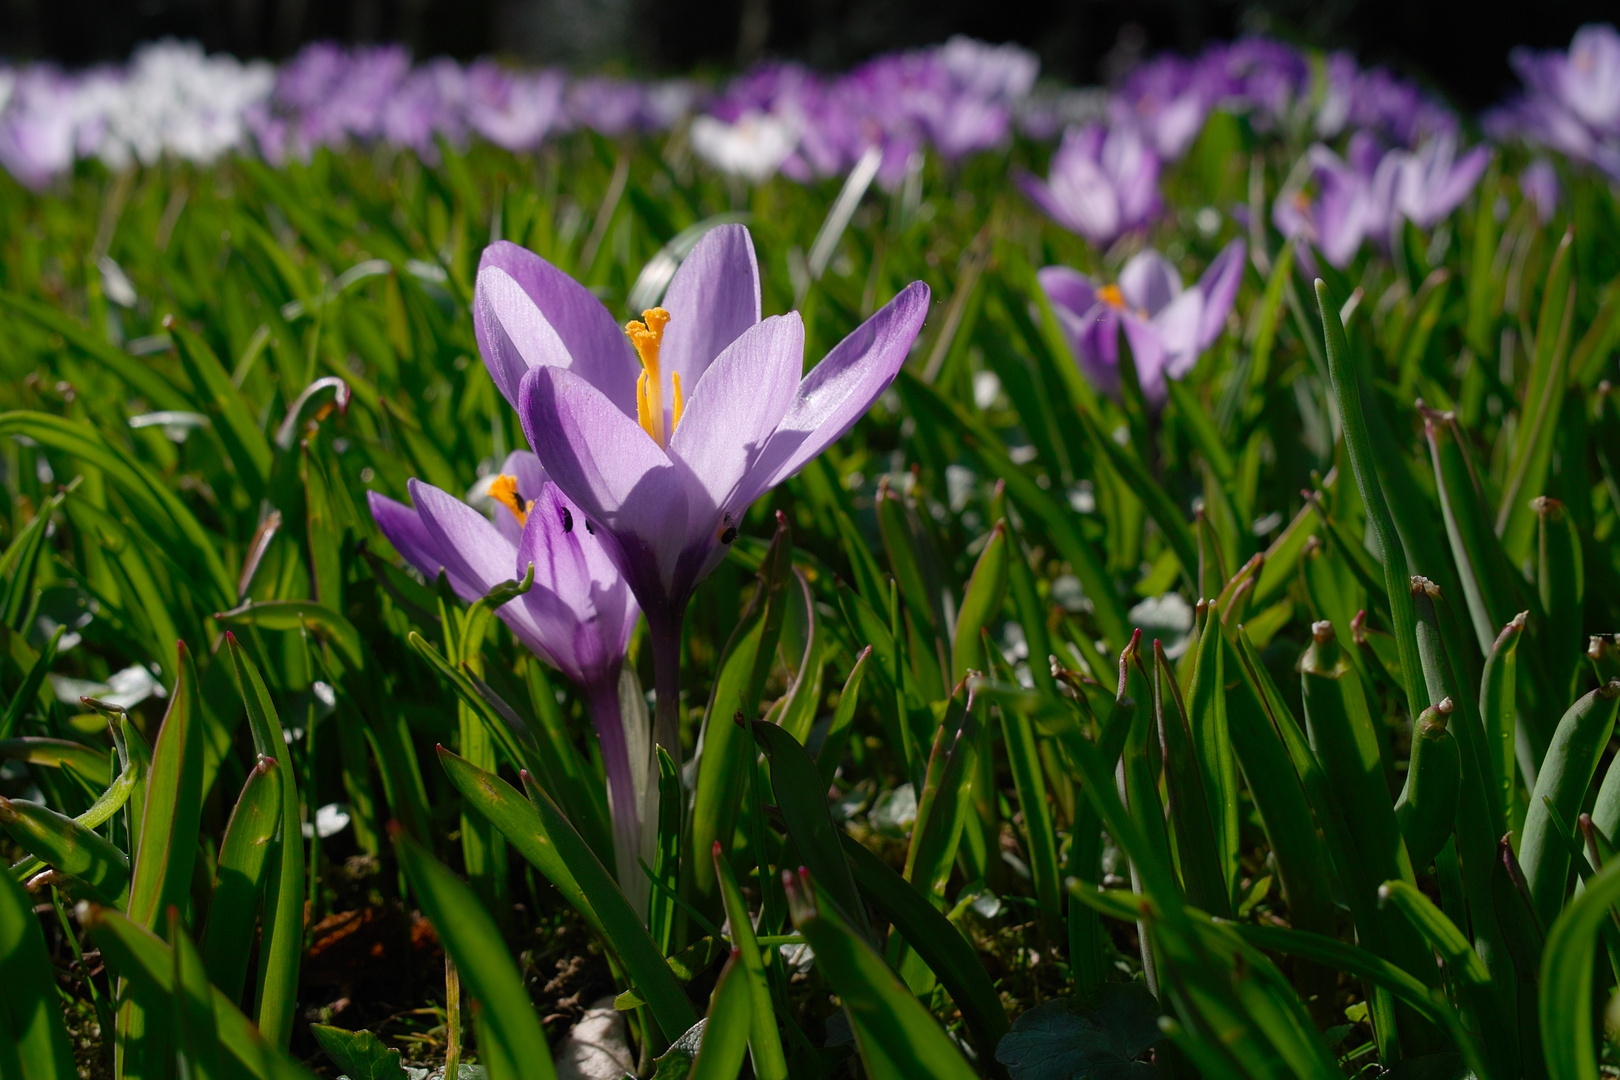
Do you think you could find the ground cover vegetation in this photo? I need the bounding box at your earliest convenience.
[3,26,1620,1080]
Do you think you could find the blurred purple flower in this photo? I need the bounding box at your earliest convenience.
[1019,122,1161,247]
[1274,134,1399,268]
[465,62,565,152]
[0,67,81,188]
[1394,133,1489,228]
[1038,238,1245,401]
[1521,159,1560,223]
[472,224,929,756]
[1488,24,1620,180]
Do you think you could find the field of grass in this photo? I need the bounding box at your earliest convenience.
[2,33,1620,1080]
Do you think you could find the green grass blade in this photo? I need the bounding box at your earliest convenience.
[752,718,874,942]
[168,908,224,1080]
[518,768,697,1041]
[784,869,979,1080]
[839,831,1009,1058]
[389,827,556,1080]
[0,862,76,1080]
[0,795,129,901]
[687,951,753,1080]
[1314,278,1424,724]
[201,756,283,1006]
[713,844,787,1080]
[1540,856,1620,1080]
[951,520,1008,683]
[224,634,304,1049]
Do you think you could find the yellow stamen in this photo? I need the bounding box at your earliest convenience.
[671,371,685,434]
[1097,283,1126,309]
[625,307,672,447]
[489,474,531,527]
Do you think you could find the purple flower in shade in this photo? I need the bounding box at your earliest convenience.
[566,77,645,136]
[381,58,466,160]
[368,453,654,911]
[1393,133,1489,228]
[1314,53,1456,148]
[1488,25,1620,181]
[1521,159,1560,223]
[1019,122,1161,247]
[1273,134,1401,269]
[465,63,565,152]
[1114,54,1212,160]
[473,224,930,756]
[1037,239,1245,403]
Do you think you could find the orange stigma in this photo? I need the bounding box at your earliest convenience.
[1097,283,1127,309]
[625,307,677,447]
[489,474,531,527]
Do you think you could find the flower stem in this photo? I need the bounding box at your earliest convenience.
[586,676,647,918]
[649,614,684,769]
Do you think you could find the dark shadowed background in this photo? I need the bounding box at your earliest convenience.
[4,0,1615,110]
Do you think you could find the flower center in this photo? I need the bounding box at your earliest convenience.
[489,474,532,527]
[624,307,685,448]
[1097,283,1127,309]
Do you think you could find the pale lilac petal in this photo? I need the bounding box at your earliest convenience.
[657,224,761,399]
[1194,239,1246,349]
[1119,316,1167,400]
[408,478,523,601]
[1036,266,1099,320]
[475,241,638,416]
[668,313,804,516]
[518,365,691,592]
[1118,250,1182,316]
[368,491,448,585]
[1152,289,1206,385]
[474,267,576,413]
[743,281,931,500]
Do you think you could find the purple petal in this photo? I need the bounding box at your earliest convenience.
[1151,290,1205,385]
[407,478,522,602]
[1118,249,1182,316]
[742,281,931,501]
[475,241,638,417]
[1194,239,1246,349]
[657,224,761,399]
[518,365,691,589]
[1120,315,1167,401]
[667,313,805,517]
[1036,266,1099,320]
[367,491,448,584]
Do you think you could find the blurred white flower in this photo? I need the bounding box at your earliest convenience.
[690,109,797,182]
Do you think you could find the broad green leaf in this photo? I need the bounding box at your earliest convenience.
[993,983,1162,1080]
[215,599,363,671]
[1541,857,1620,1080]
[308,1025,407,1080]
[0,795,129,901]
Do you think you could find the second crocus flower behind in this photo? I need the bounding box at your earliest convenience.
[368,451,655,914]
[1038,237,1244,403]
[474,224,930,760]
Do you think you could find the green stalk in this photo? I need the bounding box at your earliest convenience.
[1314,279,1423,724]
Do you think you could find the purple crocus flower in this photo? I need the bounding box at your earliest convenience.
[368,452,651,907]
[473,224,930,756]
[465,63,565,152]
[1393,133,1489,229]
[1274,134,1401,269]
[1488,25,1620,181]
[1019,122,1161,248]
[1521,159,1560,223]
[1037,239,1245,402]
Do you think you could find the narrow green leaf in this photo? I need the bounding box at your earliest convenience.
[687,952,752,1080]
[518,769,697,1040]
[951,521,1009,683]
[215,600,363,671]
[0,859,76,1080]
[713,844,787,1080]
[1540,857,1620,1080]
[390,827,556,1080]
[0,796,129,901]
[168,908,223,1080]
[1394,703,1461,872]
[202,756,282,1005]
[783,870,978,1080]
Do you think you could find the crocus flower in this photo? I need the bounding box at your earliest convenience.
[1037,239,1245,402]
[368,452,652,910]
[1273,134,1400,269]
[465,63,566,152]
[690,110,798,182]
[1018,122,1161,247]
[474,224,930,756]
[1393,133,1489,229]
[1521,159,1560,223]
[1488,25,1620,181]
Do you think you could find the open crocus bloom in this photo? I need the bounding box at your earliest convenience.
[1037,238,1244,402]
[1017,122,1161,247]
[368,450,652,912]
[474,224,930,752]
